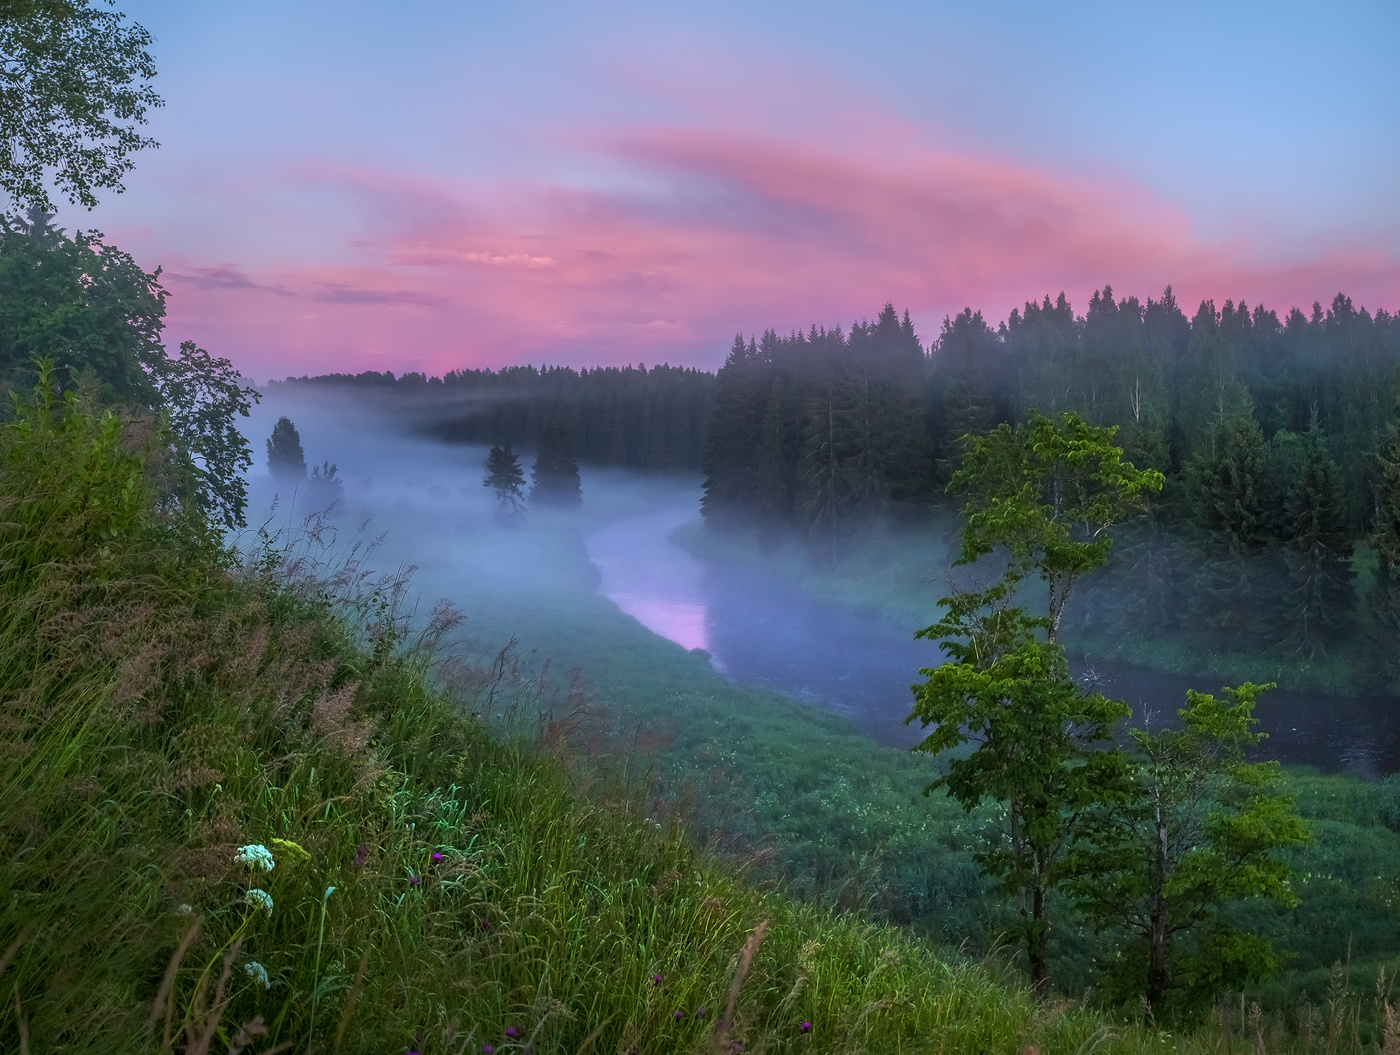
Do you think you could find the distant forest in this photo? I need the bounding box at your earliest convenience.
[701,293,1400,686]
[276,363,714,471]
[284,288,1400,686]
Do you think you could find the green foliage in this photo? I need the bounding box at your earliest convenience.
[0,208,166,404]
[0,353,1210,1055]
[910,412,1160,992]
[150,340,260,531]
[1071,683,1311,1013]
[265,415,306,482]
[0,0,161,211]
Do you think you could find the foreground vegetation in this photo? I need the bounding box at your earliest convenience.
[0,372,1226,1054]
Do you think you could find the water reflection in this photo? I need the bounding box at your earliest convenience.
[588,499,1400,774]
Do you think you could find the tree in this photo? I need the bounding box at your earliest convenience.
[306,460,344,512]
[529,418,581,507]
[1070,683,1310,1013]
[0,208,166,403]
[151,340,259,531]
[0,0,162,211]
[907,412,1163,995]
[266,416,306,482]
[483,442,525,525]
[1370,392,1400,689]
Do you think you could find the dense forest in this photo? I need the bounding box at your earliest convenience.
[275,362,716,471]
[701,294,1400,687]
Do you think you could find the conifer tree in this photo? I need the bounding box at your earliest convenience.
[266,416,306,482]
[1370,395,1400,688]
[483,442,526,525]
[529,419,582,508]
[1277,413,1354,656]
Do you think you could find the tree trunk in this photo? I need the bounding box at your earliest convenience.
[1028,879,1050,1000]
[1145,812,1171,1010]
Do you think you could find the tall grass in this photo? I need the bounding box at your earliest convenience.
[0,368,1218,1054]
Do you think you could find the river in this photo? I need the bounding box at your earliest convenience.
[587,498,1400,776]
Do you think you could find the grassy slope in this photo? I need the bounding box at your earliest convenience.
[0,393,1206,1054]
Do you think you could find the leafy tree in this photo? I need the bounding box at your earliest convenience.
[266,416,306,482]
[151,340,259,531]
[0,208,166,403]
[529,418,581,507]
[0,0,161,211]
[908,412,1163,994]
[483,442,525,525]
[1070,683,1310,1013]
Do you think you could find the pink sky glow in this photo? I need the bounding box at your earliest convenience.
[144,122,1400,381]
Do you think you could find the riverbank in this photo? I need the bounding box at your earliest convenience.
[675,517,1380,699]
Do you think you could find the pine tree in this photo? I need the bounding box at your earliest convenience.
[1184,394,1288,646]
[266,416,306,482]
[1277,413,1354,657]
[1370,397,1400,688]
[529,419,582,508]
[483,442,526,525]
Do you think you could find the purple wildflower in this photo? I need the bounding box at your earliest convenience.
[800,1021,812,1033]
[408,873,420,887]
[432,852,444,862]
[504,1027,518,1038]
[652,974,664,986]
[674,1010,684,1021]
[696,1006,708,1017]
[352,844,368,869]
[477,917,490,931]
[482,1047,494,1054]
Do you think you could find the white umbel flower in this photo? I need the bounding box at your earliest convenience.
[245,888,274,916]
[234,844,276,872]
[244,961,270,989]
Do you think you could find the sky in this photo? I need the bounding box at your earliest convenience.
[69,0,1400,381]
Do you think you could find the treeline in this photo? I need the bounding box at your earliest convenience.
[276,362,715,471]
[701,292,1400,683]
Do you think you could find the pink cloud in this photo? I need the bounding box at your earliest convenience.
[154,123,1400,381]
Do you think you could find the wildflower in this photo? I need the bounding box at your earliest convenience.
[353,844,368,869]
[243,961,270,989]
[504,1027,518,1038]
[482,1047,494,1054]
[234,844,275,872]
[696,1006,708,1018]
[800,1021,812,1033]
[408,873,420,887]
[652,974,663,986]
[431,852,444,862]
[245,889,274,916]
[477,918,490,931]
[674,1010,684,1021]
[270,837,310,862]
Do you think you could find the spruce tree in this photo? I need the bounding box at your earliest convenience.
[483,442,526,525]
[529,419,582,508]
[1278,413,1354,656]
[1370,398,1400,688]
[266,416,306,482]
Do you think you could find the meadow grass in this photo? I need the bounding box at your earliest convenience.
[11,397,1400,1052]
[0,380,1220,1054]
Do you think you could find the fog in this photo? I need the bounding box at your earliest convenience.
[238,387,1400,776]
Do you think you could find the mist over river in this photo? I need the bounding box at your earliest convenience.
[586,500,1400,777]
[242,389,1400,779]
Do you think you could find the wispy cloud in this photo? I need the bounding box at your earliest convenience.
[156,113,1400,380]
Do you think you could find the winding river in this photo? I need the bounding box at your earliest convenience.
[587,498,1400,776]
